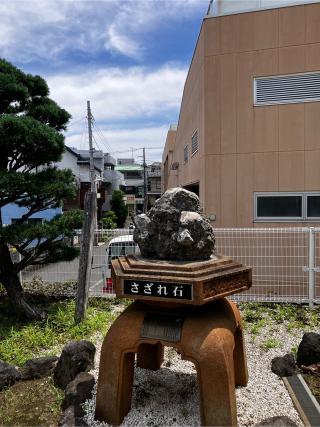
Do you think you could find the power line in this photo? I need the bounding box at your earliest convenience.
[111,146,163,154]
[68,117,86,128]
[93,126,112,152]
[91,118,113,153]
[94,130,113,154]
[92,134,103,152]
[66,118,87,150]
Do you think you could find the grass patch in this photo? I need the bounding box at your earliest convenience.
[180,407,189,418]
[0,293,129,426]
[0,377,64,426]
[239,302,320,333]
[260,338,282,351]
[0,295,127,365]
[249,318,267,335]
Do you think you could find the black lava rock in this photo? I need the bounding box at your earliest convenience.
[271,353,296,377]
[63,372,95,411]
[58,405,89,427]
[296,332,320,366]
[0,360,19,390]
[53,340,96,389]
[18,356,59,380]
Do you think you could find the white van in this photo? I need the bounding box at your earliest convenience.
[103,235,139,293]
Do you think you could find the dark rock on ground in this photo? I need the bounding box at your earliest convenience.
[53,340,96,389]
[133,188,215,261]
[63,372,95,411]
[18,356,58,380]
[58,405,88,427]
[271,353,296,377]
[0,360,19,390]
[255,416,298,426]
[297,332,320,366]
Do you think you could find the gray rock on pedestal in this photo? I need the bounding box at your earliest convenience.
[133,188,215,261]
[53,340,96,389]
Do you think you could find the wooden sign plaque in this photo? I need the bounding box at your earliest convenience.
[112,254,252,306]
[124,279,192,300]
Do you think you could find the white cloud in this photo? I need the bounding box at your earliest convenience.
[52,63,185,162]
[48,62,186,162]
[47,64,187,122]
[104,0,207,58]
[0,0,114,61]
[66,126,168,163]
[0,0,207,62]
[106,24,144,60]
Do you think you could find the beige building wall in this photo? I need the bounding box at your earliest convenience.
[162,127,178,191]
[163,2,320,228]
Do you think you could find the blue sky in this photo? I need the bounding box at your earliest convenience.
[0,0,209,163]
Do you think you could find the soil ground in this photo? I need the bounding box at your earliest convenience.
[0,377,63,426]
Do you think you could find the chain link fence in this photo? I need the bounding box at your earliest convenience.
[20,227,320,305]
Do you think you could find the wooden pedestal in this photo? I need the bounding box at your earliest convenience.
[112,254,252,305]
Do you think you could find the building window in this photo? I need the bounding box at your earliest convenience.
[191,130,198,156]
[307,195,320,218]
[254,72,320,106]
[184,145,188,163]
[254,192,320,221]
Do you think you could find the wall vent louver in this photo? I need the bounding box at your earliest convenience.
[254,72,320,106]
[171,162,179,170]
[191,129,199,156]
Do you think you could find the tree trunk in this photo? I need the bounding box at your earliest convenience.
[0,244,46,321]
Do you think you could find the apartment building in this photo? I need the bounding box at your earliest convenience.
[162,0,320,227]
[57,147,124,218]
[116,159,145,215]
[147,162,162,208]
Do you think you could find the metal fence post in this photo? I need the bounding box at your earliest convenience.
[308,227,315,309]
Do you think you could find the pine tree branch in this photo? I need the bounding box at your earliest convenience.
[15,236,56,271]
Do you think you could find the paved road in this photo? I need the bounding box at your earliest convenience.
[21,244,108,289]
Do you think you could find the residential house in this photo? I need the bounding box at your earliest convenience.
[116,159,144,215]
[147,162,162,208]
[57,147,124,219]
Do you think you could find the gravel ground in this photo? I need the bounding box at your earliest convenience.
[83,317,308,427]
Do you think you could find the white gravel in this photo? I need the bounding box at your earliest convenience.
[83,314,309,427]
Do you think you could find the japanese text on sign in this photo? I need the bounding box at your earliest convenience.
[123,279,192,300]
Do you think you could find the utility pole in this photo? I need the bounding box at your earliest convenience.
[87,101,95,192]
[143,147,148,213]
[75,100,97,323]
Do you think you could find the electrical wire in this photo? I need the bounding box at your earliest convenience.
[91,117,113,153]
[92,134,103,152]
[111,146,163,154]
[67,116,86,128]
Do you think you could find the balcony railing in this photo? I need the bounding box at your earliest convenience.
[207,0,319,17]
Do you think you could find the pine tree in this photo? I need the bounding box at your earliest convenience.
[110,190,128,228]
[0,59,83,320]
